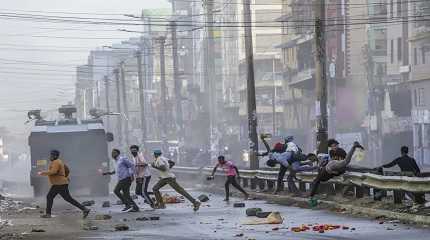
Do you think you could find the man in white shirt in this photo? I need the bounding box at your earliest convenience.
[151,150,201,211]
[130,145,154,208]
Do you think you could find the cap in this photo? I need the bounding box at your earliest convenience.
[153,150,162,155]
[273,142,284,153]
[285,136,294,142]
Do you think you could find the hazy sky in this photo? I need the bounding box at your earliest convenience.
[0,0,170,135]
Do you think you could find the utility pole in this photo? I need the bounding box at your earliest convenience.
[171,21,184,141]
[158,36,168,152]
[120,62,130,147]
[204,0,217,154]
[104,75,110,131]
[243,0,259,170]
[114,69,123,146]
[364,45,383,167]
[314,0,328,154]
[136,50,146,144]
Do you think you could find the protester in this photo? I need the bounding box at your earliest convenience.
[151,150,201,211]
[38,150,90,219]
[103,149,139,212]
[376,146,426,204]
[328,139,347,160]
[209,155,249,201]
[261,134,316,194]
[130,145,154,208]
[309,141,364,198]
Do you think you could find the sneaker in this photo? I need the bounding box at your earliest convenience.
[129,207,140,213]
[83,209,91,219]
[122,206,132,212]
[193,201,201,212]
[40,214,52,218]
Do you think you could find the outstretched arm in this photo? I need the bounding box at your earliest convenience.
[211,164,219,177]
[325,142,363,174]
[257,134,271,156]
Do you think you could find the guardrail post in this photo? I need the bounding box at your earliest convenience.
[393,190,405,204]
[363,186,371,196]
[299,181,306,192]
[287,175,299,193]
[250,178,258,190]
[258,178,266,191]
[334,183,344,195]
[242,178,249,188]
[355,186,364,198]
[267,180,275,191]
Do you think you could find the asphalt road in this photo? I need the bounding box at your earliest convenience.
[66,190,430,240]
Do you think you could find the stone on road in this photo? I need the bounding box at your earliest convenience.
[79,190,430,240]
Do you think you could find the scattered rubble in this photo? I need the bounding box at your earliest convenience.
[163,194,184,204]
[233,203,245,208]
[198,194,210,203]
[81,200,95,207]
[246,208,262,217]
[102,201,111,208]
[234,233,244,237]
[31,228,46,233]
[150,216,160,221]
[82,221,98,231]
[256,211,271,218]
[243,212,283,225]
[291,224,346,233]
[114,223,129,231]
[94,214,112,220]
[136,217,149,221]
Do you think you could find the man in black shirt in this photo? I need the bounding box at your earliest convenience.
[380,146,420,175]
[328,139,347,161]
[378,146,425,204]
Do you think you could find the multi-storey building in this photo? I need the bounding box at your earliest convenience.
[409,0,430,166]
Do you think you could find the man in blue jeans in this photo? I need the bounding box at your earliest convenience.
[103,149,139,212]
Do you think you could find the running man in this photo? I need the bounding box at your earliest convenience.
[209,155,249,201]
[39,150,90,219]
[103,149,139,212]
[151,150,201,211]
[130,145,154,208]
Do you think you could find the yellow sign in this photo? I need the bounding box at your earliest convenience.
[36,160,47,166]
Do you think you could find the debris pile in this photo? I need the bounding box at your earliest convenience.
[162,194,184,204]
[114,223,129,231]
[291,224,349,233]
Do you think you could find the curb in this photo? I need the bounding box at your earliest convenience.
[201,185,430,226]
[252,192,430,226]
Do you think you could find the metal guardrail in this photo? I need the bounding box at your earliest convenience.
[173,166,430,194]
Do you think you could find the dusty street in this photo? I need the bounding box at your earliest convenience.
[1,188,430,240]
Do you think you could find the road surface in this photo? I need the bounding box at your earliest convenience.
[3,189,430,240]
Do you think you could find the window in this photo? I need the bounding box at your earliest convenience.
[397,37,402,61]
[390,0,394,18]
[417,88,425,107]
[414,48,418,65]
[397,0,402,17]
[391,39,394,63]
[422,48,427,64]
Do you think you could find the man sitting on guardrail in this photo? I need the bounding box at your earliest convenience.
[309,141,364,202]
[208,155,249,201]
[375,146,426,204]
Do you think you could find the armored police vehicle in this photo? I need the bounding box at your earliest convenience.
[28,105,113,197]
